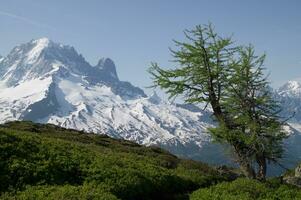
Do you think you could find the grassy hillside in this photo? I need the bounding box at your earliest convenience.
[0,121,300,200]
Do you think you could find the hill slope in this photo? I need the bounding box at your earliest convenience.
[0,121,234,200]
[1,121,301,200]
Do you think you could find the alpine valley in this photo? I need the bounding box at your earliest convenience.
[0,38,300,175]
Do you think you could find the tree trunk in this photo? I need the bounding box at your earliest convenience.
[210,96,257,179]
[236,151,256,179]
[256,155,267,180]
[232,144,256,178]
[241,164,256,179]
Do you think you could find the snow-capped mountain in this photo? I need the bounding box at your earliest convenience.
[277,81,301,123]
[0,38,301,175]
[0,38,213,154]
[278,81,301,97]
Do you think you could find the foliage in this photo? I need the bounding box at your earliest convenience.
[190,178,301,200]
[0,121,230,200]
[1,183,118,200]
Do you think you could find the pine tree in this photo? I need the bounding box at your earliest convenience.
[148,24,286,179]
[223,45,286,179]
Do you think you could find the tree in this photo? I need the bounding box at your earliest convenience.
[217,45,287,179]
[148,24,286,179]
[240,46,286,179]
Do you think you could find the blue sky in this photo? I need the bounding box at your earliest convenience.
[0,0,301,94]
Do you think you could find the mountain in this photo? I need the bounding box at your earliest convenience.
[0,38,214,157]
[0,38,301,175]
[277,80,301,123]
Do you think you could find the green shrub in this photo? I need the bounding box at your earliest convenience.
[0,131,93,192]
[190,178,301,200]
[0,121,232,200]
[1,183,119,200]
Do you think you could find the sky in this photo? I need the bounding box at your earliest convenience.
[0,0,301,95]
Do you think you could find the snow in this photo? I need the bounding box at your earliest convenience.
[0,77,51,100]
[288,123,301,135]
[2,62,20,82]
[283,124,294,135]
[288,81,300,90]
[0,77,52,121]
[0,68,210,148]
[26,38,50,64]
[278,80,301,97]
[57,73,208,145]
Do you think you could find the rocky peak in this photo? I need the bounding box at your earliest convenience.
[283,163,301,188]
[278,80,301,97]
[0,38,145,99]
[31,37,50,46]
[96,58,118,80]
[26,38,50,64]
[0,38,91,86]
[148,91,161,104]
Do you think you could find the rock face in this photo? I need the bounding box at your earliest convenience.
[0,38,301,176]
[283,163,301,187]
[295,165,301,178]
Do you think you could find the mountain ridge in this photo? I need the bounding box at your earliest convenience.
[0,38,212,151]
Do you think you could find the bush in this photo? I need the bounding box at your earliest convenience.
[190,178,301,200]
[1,183,119,200]
[0,121,232,200]
[0,131,92,192]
